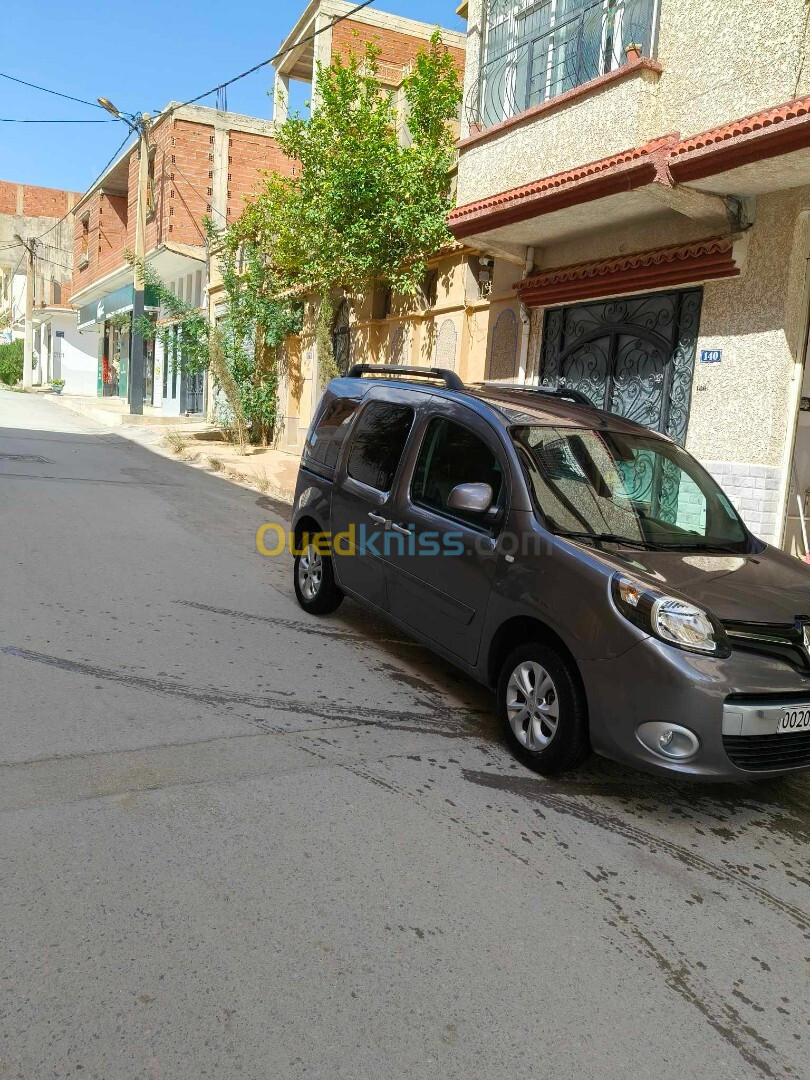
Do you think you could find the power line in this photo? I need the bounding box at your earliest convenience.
[165,0,377,115]
[2,0,379,264]
[0,70,107,110]
[0,117,118,124]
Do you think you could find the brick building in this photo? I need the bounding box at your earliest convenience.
[0,181,86,388]
[69,103,295,414]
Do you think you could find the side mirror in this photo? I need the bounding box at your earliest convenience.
[447,482,494,515]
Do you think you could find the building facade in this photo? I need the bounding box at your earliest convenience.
[449,0,810,553]
[70,104,294,415]
[0,181,94,390]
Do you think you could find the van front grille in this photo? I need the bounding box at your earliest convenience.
[723,731,810,771]
[723,621,810,676]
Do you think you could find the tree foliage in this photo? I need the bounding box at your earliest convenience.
[229,31,462,298]
[124,31,460,442]
[0,338,24,386]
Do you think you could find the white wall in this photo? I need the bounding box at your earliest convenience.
[53,314,98,396]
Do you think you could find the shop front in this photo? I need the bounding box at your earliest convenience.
[76,283,160,403]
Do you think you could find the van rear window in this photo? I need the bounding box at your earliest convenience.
[302,398,359,474]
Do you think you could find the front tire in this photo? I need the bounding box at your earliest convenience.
[294,541,343,615]
[498,642,590,774]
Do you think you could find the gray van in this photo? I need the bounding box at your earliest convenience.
[291,365,810,780]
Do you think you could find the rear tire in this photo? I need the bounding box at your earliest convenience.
[497,641,590,774]
[294,540,343,615]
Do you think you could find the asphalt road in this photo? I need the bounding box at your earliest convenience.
[1,387,807,1080]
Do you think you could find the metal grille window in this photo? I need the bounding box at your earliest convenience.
[471,0,658,130]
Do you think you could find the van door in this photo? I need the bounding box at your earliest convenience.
[330,389,421,609]
[383,408,507,665]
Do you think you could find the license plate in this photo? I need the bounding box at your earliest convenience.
[777,707,810,733]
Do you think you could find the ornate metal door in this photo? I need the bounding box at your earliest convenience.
[538,289,702,445]
[332,299,351,377]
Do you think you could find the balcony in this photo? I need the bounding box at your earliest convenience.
[466,0,658,133]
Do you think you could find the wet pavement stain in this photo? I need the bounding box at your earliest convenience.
[460,768,810,931]
[0,645,476,739]
[174,598,417,647]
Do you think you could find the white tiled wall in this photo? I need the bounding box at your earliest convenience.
[705,461,782,543]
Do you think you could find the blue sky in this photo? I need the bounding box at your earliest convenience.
[0,0,466,193]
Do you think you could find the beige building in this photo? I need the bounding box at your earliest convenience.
[446,0,810,553]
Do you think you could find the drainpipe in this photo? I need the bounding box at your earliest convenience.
[517,247,535,384]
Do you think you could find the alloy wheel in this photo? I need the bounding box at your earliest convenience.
[506,660,560,750]
[298,544,323,601]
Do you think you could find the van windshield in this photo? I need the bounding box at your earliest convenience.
[512,425,754,552]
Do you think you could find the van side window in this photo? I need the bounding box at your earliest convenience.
[346,402,414,492]
[302,397,359,473]
[412,417,504,526]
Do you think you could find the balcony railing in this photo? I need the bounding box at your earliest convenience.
[466,0,658,132]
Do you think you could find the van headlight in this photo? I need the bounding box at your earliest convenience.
[611,573,730,657]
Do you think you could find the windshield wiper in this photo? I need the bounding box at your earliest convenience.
[554,531,656,549]
[648,541,747,553]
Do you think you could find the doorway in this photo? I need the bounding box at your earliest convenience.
[538,287,703,444]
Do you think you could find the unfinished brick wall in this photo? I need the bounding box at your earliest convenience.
[227,130,296,221]
[0,181,80,219]
[0,182,19,215]
[331,18,465,76]
[124,118,292,244]
[71,189,128,295]
[23,185,81,217]
[72,112,295,296]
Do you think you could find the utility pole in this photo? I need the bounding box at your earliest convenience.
[98,99,151,415]
[129,113,151,415]
[14,233,35,390]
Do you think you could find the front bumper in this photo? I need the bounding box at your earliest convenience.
[580,638,810,780]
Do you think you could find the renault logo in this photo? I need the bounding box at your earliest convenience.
[796,617,810,663]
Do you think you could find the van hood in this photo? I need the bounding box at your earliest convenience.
[599,544,810,625]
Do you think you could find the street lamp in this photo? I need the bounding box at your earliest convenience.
[97,97,122,120]
[98,96,151,415]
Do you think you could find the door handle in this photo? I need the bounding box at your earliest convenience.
[368,511,387,525]
[390,522,412,536]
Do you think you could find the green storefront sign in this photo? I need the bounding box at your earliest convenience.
[77,283,160,330]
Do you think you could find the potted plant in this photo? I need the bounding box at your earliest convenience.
[50,378,65,395]
[625,43,644,63]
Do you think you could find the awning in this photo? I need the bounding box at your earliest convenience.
[77,283,160,330]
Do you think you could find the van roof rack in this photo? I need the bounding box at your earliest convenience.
[347,364,465,392]
[482,382,597,409]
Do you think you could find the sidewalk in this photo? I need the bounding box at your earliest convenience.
[47,391,299,504]
[48,392,217,430]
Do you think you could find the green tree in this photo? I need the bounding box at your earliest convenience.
[227,31,462,375]
[0,338,24,386]
[127,31,460,443]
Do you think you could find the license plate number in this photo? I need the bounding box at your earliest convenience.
[777,708,810,733]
